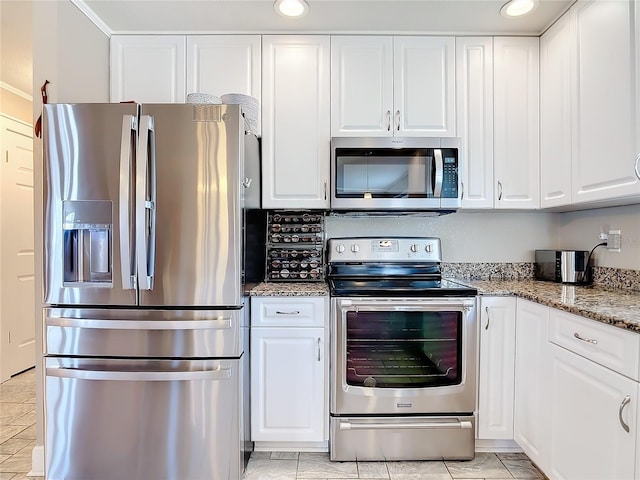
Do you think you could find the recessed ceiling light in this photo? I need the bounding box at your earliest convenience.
[500,0,539,17]
[274,0,310,18]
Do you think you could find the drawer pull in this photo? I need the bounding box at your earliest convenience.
[573,332,598,345]
[484,306,490,330]
[275,310,300,316]
[619,395,631,433]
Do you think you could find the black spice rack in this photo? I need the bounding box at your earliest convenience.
[266,211,325,281]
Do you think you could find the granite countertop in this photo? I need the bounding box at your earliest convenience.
[456,278,640,333]
[248,281,330,297]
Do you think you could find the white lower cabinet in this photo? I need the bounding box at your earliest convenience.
[477,296,516,440]
[548,342,638,480]
[513,299,550,472]
[250,296,328,446]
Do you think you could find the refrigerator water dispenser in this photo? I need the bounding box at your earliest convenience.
[63,200,113,286]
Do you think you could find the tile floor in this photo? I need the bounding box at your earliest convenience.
[242,451,546,480]
[1,369,545,480]
[0,368,42,480]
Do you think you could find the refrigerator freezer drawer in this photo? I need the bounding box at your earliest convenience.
[45,307,242,357]
[45,357,241,480]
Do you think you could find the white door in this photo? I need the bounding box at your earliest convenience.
[513,299,550,472]
[0,116,35,381]
[571,0,640,203]
[251,327,325,442]
[540,13,573,208]
[477,296,516,440]
[548,343,637,480]
[186,35,261,134]
[330,36,393,137]
[394,36,456,137]
[493,37,540,209]
[456,37,494,209]
[261,35,330,209]
[110,35,186,103]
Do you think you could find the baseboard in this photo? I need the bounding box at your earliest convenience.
[475,439,523,453]
[254,441,328,453]
[28,445,44,477]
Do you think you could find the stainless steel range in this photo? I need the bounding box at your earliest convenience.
[328,237,478,462]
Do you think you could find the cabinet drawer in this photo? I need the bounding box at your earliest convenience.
[549,309,640,381]
[251,296,326,327]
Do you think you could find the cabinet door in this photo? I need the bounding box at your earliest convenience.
[493,37,540,209]
[456,37,494,209]
[262,35,330,209]
[331,36,393,137]
[186,35,261,134]
[251,327,326,442]
[572,0,640,204]
[514,299,549,472]
[548,343,638,480]
[478,296,516,440]
[394,36,456,137]
[110,35,186,103]
[540,14,573,208]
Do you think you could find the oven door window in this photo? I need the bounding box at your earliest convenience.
[335,148,433,198]
[345,310,461,388]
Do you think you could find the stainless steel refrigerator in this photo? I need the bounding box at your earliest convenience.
[42,103,257,480]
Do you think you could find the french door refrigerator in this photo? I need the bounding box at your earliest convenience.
[42,103,255,480]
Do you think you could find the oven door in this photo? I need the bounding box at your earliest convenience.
[331,297,477,415]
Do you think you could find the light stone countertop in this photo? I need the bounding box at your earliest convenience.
[456,278,640,333]
[248,281,329,297]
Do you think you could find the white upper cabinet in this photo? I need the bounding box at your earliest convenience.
[110,35,186,103]
[571,0,640,204]
[262,35,331,209]
[186,35,261,134]
[331,36,455,137]
[540,14,573,208]
[493,37,540,209]
[456,37,494,209]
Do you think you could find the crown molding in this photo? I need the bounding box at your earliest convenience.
[0,82,33,101]
[70,0,113,37]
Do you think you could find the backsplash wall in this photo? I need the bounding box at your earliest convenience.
[325,211,557,263]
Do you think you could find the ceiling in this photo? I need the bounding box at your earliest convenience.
[1,0,574,99]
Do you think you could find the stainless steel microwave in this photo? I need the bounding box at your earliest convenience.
[330,137,462,211]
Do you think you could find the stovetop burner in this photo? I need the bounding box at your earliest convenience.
[327,237,477,298]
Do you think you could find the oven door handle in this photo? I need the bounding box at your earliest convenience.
[339,420,473,430]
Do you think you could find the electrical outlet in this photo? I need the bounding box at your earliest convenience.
[607,229,622,252]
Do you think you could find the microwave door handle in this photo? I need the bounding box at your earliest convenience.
[433,149,444,197]
[119,114,137,290]
[136,115,156,291]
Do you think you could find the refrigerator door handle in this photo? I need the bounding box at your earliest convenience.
[46,366,232,382]
[119,114,137,289]
[47,316,233,330]
[136,115,157,291]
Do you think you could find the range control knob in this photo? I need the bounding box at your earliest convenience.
[425,243,433,253]
[410,244,419,253]
[351,244,360,253]
[336,243,346,253]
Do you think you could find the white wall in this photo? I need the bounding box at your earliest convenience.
[32,0,110,473]
[326,211,558,263]
[555,204,640,270]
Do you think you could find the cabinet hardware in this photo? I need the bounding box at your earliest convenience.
[395,110,400,131]
[275,310,300,315]
[484,306,490,330]
[317,337,321,361]
[634,154,640,181]
[324,181,327,201]
[386,110,391,131]
[497,181,503,201]
[619,395,631,433]
[573,332,598,344]
[461,181,464,201]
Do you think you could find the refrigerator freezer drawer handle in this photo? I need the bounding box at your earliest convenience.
[46,366,232,382]
[119,114,137,290]
[47,317,233,330]
[339,420,473,431]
